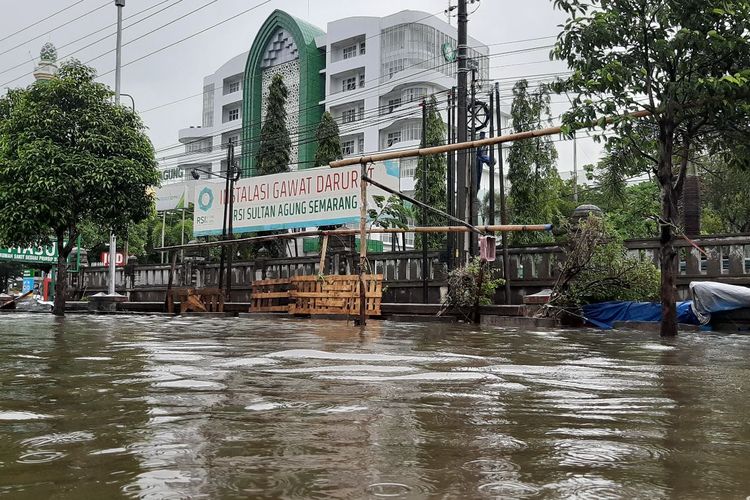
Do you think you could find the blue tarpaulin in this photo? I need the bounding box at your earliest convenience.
[582,301,700,330]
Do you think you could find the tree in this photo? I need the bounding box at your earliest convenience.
[314,111,342,166]
[255,73,291,176]
[552,0,750,336]
[413,95,447,250]
[699,157,750,233]
[0,60,159,315]
[506,79,563,244]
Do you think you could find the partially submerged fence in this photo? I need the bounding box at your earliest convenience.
[69,234,750,304]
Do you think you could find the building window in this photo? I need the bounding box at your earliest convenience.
[226,134,240,146]
[403,122,422,142]
[383,59,405,79]
[400,158,417,178]
[228,108,239,121]
[403,86,428,103]
[358,136,364,153]
[228,81,240,93]
[342,77,356,91]
[341,108,357,123]
[359,73,365,88]
[202,84,214,127]
[386,131,401,147]
[360,41,366,55]
[387,98,402,114]
[358,105,365,120]
[341,140,355,156]
[343,45,357,59]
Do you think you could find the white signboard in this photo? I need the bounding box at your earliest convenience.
[155,182,192,212]
[193,161,400,237]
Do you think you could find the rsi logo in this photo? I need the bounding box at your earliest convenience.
[198,187,214,211]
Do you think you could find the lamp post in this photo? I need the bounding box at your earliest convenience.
[108,0,125,297]
[191,139,240,299]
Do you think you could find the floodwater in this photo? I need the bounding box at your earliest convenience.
[0,315,749,499]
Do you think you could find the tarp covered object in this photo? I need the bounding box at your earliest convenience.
[581,301,699,329]
[690,281,750,324]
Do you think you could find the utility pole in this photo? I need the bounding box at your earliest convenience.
[108,0,124,297]
[225,140,236,301]
[218,141,233,293]
[421,99,428,304]
[494,82,511,304]
[446,88,455,269]
[455,0,468,266]
[572,132,578,202]
[488,89,495,225]
[469,67,478,255]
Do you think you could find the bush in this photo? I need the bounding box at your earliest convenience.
[444,257,505,316]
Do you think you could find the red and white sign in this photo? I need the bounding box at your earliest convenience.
[100,252,126,267]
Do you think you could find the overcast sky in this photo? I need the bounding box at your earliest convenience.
[0,0,602,174]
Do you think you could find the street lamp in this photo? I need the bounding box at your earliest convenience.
[119,92,135,112]
[190,139,240,300]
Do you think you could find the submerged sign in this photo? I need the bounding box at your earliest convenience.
[193,161,400,236]
[0,243,59,264]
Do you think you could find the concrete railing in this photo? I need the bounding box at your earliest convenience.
[69,234,750,304]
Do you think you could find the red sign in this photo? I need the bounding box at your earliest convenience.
[100,252,125,267]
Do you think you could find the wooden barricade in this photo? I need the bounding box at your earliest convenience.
[168,287,224,314]
[249,278,292,313]
[289,274,383,317]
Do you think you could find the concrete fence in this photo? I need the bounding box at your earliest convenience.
[69,234,750,304]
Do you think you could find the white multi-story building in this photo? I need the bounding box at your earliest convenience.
[158,51,247,185]
[159,9,507,249]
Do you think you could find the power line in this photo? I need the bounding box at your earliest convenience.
[0,0,109,59]
[0,0,184,79]
[0,0,86,45]
[95,0,273,81]
[150,44,555,154]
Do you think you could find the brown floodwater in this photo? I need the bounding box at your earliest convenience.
[0,313,749,499]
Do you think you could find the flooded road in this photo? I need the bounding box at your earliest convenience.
[0,314,749,498]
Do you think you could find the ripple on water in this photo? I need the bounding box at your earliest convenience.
[21,431,95,448]
[542,474,666,499]
[155,379,226,390]
[477,480,539,497]
[264,349,459,363]
[0,411,52,421]
[365,482,412,497]
[548,439,665,468]
[17,450,66,464]
[318,371,498,382]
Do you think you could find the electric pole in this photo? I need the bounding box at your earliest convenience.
[573,132,578,202]
[108,0,124,296]
[455,0,468,266]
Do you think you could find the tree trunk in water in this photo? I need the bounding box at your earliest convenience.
[659,183,678,337]
[53,231,67,317]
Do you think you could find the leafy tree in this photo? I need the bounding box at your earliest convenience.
[552,0,750,336]
[314,111,342,166]
[506,79,562,244]
[255,73,291,176]
[413,95,447,250]
[699,157,750,233]
[0,60,159,315]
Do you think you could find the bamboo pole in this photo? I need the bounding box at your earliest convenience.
[319,234,329,274]
[155,224,552,252]
[329,110,651,168]
[358,161,367,326]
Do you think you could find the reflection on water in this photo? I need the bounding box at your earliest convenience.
[1,314,749,498]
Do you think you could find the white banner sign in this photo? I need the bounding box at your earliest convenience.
[155,182,192,212]
[193,161,400,236]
